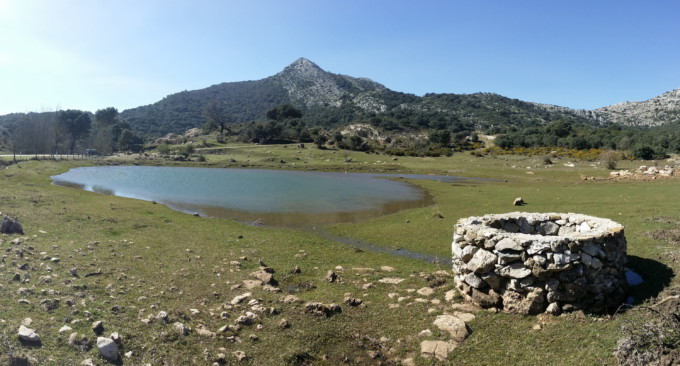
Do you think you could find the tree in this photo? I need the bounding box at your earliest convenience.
[202,101,230,134]
[266,104,302,121]
[428,130,451,147]
[633,145,656,160]
[314,134,328,149]
[117,129,143,152]
[12,112,55,157]
[95,107,119,126]
[58,110,91,154]
[546,120,572,138]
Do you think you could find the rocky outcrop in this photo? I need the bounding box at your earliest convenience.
[452,212,628,314]
[595,88,680,127]
[273,58,388,112]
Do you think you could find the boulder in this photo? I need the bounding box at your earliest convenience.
[18,325,40,343]
[97,337,119,361]
[432,314,471,343]
[420,340,457,361]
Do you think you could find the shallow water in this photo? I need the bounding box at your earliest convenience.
[52,166,472,226]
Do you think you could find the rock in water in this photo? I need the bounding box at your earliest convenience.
[97,337,119,361]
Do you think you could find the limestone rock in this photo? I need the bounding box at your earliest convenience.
[231,292,252,305]
[97,337,119,361]
[325,270,338,283]
[466,250,497,274]
[499,263,532,279]
[420,340,457,361]
[433,315,471,343]
[174,322,190,335]
[471,288,501,308]
[18,325,40,343]
[378,277,405,284]
[495,238,522,251]
[92,320,104,335]
[250,268,276,285]
[304,302,342,317]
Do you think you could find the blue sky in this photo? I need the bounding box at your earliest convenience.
[1,0,678,115]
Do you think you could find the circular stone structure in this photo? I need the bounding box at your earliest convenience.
[452,212,628,314]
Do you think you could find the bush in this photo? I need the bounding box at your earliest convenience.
[600,150,622,170]
[179,144,195,157]
[157,143,171,155]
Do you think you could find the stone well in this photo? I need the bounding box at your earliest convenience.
[451,212,627,314]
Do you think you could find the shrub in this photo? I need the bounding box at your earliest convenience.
[600,150,622,170]
[157,143,171,155]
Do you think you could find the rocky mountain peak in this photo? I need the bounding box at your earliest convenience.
[278,58,326,80]
[273,58,387,111]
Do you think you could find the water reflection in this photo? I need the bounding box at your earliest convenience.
[52,166,476,226]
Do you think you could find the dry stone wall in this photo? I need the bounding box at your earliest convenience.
[452,212,628,314]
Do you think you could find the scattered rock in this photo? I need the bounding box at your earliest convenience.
[231,292,252,305]
[420,340,457,361]
[417,287,435,296]
[97,336,119,361]
[304,302,342,317]
[433,315,471,343]
[233,350,247,362]
[250,268,276,285]
[174,322,190,335]
[196,324,216,338]
[325,270,338,283]
[156,311,170,323]
[92,320,104,335]
[378,277,405,284]
[280,295,301,304]
[344,293,363,306]
[18,325,40,343]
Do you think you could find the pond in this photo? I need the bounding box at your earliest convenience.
[51,166,469,226]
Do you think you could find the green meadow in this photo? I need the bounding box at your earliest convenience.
[1,146,678,365]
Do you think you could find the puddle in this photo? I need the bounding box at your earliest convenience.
[308,227,451,265]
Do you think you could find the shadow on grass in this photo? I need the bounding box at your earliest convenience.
[627,255,675,304]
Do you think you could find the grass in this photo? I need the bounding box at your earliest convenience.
[0,146,678,365]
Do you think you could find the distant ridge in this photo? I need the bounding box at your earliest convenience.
[594,88,680,127]
[69,59,680,136]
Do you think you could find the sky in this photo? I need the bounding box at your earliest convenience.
[1,0,679,115]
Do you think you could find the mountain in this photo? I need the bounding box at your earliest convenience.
[118,58,604,137]
[594,88,680,127]
[4,58,679,138]
[119,58,415,136]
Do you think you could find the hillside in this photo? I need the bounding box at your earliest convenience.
[119,58,417,136]
[117,58,604,137]
[3,59,679,139]
[594,88,680,127]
